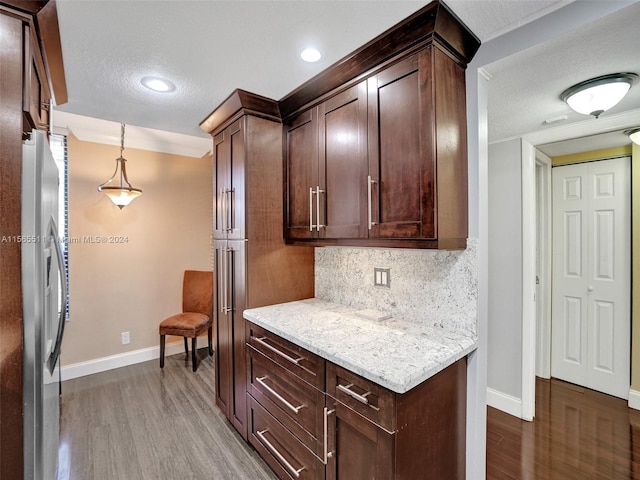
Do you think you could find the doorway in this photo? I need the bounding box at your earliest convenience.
[549,156,631,399]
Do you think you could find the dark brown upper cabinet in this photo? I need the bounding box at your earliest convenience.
[285,82,368,240]
[281,0,479,249]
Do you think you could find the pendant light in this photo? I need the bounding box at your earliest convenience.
[98,123,142,209]
[560,73,638,118]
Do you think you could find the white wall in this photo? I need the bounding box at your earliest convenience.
[487,139,523,406]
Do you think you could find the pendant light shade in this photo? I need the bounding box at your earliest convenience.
[625,127,640,146]
[561,73,638,118]
[98,123,142,209]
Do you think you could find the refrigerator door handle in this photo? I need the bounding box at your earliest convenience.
[46,216,67,375]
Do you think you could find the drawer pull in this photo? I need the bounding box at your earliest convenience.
[337,383,379,410]
[256,376,304,414]
[254,336,304,366]
[256,429,306,478]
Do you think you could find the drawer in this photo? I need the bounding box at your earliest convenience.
[247,322,325,390]
[326,362,396,432]
[247,346,325,457]
[248,394,325,480]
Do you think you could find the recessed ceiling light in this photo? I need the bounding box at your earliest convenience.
[300,48,322,63]
[141,76,176,93]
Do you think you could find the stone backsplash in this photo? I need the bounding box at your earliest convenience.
[314,239,478,336]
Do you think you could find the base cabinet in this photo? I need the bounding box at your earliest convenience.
[245,321,467,480]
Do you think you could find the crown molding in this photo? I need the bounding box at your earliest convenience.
[52,110,212,158]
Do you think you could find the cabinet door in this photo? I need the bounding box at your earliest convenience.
[284,109,319,239]
[367,52,434,239]
[23,25,50,134]
[318,82,368,239]
[228,239,247,437]
[213,120,246,239]
[214,239,248,439]
[214,240,232,416]
[326,397,394,480]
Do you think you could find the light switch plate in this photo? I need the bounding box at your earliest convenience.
[374,267,390,288]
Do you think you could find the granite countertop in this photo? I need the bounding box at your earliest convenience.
[243,298,477,394]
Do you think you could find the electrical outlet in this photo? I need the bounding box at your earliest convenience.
[121,331,130,345]
[374,267,391,288]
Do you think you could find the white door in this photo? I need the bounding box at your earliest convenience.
[551,157,630,399]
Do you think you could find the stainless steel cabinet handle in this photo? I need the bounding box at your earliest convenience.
[256,429,305,478]
[367,175,377,230]
[254,336,304,365]
[226,188,234,232]
[224,248,234,313]
[309,187,315,231]
[220,187,226,232]
[220,245,228,314]
[323,407,335,464]
[256,376,304,414]
[316,186,325,230]
[337,383,379,410]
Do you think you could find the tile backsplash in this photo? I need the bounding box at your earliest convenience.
[315,239,478,335]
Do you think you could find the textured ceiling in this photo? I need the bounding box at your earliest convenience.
[484,1,640,144]
[52,0,640,156]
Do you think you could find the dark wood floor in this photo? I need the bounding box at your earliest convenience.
[58,349,277,480]
[487,377,640,479]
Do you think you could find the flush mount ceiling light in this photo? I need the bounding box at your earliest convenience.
[625,127,640,145]
[141,76,175,93]
[300,47,322,63]
[560,73,638,118]
[97,123,142,209]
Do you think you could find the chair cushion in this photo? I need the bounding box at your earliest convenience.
[159,312,211,338]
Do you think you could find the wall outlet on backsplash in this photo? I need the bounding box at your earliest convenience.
[374,267,391,288]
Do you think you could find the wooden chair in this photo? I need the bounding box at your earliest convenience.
[159,270,214,372]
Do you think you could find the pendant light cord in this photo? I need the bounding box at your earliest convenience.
[120,123,125,157]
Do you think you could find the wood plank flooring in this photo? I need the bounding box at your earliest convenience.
[57,349,277,480]
[487,377,640,479]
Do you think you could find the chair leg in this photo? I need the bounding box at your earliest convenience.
[183,337,189,359]
[192,337,197,372]
[160,335,165,368]
[208,326,213,356]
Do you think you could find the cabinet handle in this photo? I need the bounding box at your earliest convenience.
[323,407,335,464]
[256,429,306,478]
[367,175,377,230]
[220,246,228,313]
[337,383,379,410]
[254,336,304,366]
[220,187,227,232]
[316,186,325,231]
[226,188,234,232]
[256,376,304,414]
[225,248,234,313]
[309,187,315,231]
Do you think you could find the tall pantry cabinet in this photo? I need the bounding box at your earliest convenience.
[201,90,315,440]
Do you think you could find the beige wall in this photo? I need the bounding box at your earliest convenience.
[631,142,640,390]
[61,133,212,366]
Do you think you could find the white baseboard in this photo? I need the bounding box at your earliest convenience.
[61,341,186,381]
[487,387,524,419]
[629,389,640,410]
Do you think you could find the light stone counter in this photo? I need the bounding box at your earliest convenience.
[243,298,476,394]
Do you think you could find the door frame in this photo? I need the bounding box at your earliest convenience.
[535,151,552,380]
[520,109,640,417]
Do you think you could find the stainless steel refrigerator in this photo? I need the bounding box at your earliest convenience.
[22,129,68,480]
